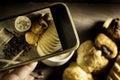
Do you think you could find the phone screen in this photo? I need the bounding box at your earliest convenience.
[0,8,63,68]
[50,4,77,50]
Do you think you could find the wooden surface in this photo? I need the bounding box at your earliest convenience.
[1,2,120,42]
[0,2,120,80]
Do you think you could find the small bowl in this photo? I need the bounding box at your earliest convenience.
[41,51,75,66]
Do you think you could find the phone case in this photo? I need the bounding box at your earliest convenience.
[0,2,79,71]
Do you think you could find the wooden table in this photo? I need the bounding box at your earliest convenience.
[0,2,120,80]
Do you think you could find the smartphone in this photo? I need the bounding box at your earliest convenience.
[0,3,79,71]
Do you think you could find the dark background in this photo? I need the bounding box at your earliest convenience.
[1,0,120,3]
[0,1,120,80]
